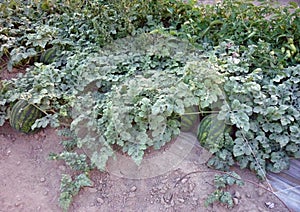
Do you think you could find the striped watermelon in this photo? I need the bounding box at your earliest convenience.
[180,106,199,132]
[39,48,57,64]
[9,100,44,134]
[197,114,231,151]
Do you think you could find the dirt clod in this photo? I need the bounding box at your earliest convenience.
[265,202,275,209]
[130,186,137,192]
[96,197,104,204]
[58,165,66,171]
[128,192,136,198]
[178,198,185,203]
[257,188,265,197]
[86,188,97,193]
[234,191,241,199]
[181,178,188,184]
[233,197,239,205]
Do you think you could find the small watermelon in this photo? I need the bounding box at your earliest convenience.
[9,100,44,134]
[39,48,57,64]
[180,106,199,132]
[197,114,231,151]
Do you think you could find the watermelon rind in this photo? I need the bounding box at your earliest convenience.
[39,48,57,64]
[180,106,199,132]
[9,100,44,134]
[197,114,231,152]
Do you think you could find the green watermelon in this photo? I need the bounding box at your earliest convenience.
[39,48,57,64]
[9,100,44,134]
[197,114,231,151]
[180,106,199,132]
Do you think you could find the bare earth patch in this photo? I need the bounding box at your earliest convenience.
[0,122,290,212]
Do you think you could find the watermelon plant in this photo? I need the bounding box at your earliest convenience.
[58,173,92,211]
[210,53,300,179]
[205,172,244,208]
[67,33,225,169]
[0,80,10,126]
[1,0,300,210]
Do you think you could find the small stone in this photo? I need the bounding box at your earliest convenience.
[16,161,21,165]
[87,188,97,193]
[6,150,11,155]
[15,202,22,207]
[88,206,98,210]
[182,187,189,193]
[189,183,195,192]
[128,192,136,198]
[233,197,239,205]
[258,207,267,212]
[257,189,264,197]
[97,197,104,204]
[246,194,251,198]
[234,191,241,199]
[161,179,168,184]
[200,185,209,191]
[181,178,188,184]
[265,202,275,209]
[160,189,167,194]
[178,198,185,203]
[40,177,46,182]
[130,186,137,192]
[58,165,66,171]
[157,184,164,190]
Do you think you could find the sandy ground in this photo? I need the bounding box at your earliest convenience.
[0,122,291,212]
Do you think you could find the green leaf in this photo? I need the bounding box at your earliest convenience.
[268,151,290,173]
[230,111,250,131]
[233,138,247,157]
[270,133,289,148]
[220,191,233,207]
[290,125,300,143]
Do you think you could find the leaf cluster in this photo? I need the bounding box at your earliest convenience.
[205,172,244,208]
[0,0,68,70]
[208,47,300,178]
[171,0,300,69]
[59,173,92,211]
[0,80,12,125]
[50,151,91,172]
[50,146,93,210]
[0,0,196,70]
[68,34,225,169]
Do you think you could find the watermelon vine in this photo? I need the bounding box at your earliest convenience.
[1,0,300,210]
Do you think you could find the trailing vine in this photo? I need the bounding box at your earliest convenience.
[1,0,300,210]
